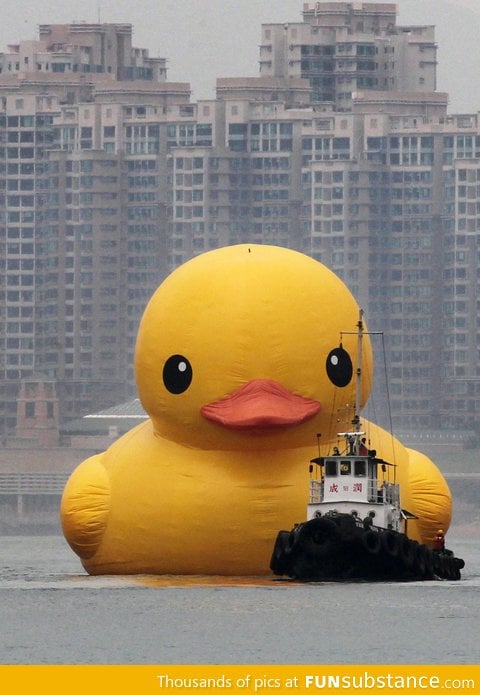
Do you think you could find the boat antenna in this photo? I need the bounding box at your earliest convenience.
[338,310,364,456]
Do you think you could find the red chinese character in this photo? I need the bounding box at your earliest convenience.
[329,483,338,493]
[353,482,363,492]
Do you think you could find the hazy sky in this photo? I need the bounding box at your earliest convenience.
[1,0,480,113]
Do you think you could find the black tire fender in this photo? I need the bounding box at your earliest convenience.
[415,544,428,576]
[399,536,416,568]
[381,530,400,557]
[270,530,293,573]
[423,547,434,577]
[300,517,340,545]
[362,530,381,554]
[432,551,444,575]
[298,517,340,560]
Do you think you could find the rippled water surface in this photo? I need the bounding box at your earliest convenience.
[0,532,478,664]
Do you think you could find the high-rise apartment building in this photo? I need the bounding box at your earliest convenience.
[260,2,436,109]
[0,23,186,430]
[1,4,480,434]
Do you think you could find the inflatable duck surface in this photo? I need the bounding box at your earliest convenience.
[61,244,452,575]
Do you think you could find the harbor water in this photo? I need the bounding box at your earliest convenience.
[0,531,478,665]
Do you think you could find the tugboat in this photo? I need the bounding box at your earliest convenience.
[270,313,465,582]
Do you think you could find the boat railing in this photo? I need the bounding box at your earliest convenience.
[369,480,399,504]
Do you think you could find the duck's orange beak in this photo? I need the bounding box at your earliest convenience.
[201,379,321,431]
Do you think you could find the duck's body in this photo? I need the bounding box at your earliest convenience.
[61,244,452,575]
[62,420,314,575]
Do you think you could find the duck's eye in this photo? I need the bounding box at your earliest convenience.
[326,347,353,387]
[163,355,193,394]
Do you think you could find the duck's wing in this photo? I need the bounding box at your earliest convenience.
[60,454,110,560]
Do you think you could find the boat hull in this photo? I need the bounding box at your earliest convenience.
[270,514,465,582]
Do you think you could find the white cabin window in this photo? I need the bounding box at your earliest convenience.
[355,460,367,476]
[325,460,337,476]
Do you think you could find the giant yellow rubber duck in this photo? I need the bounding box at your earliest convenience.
[61,244,451,575]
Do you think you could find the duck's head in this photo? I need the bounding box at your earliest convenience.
[135,244,373,451]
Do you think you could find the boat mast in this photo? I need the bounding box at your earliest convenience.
[354,309,364,435]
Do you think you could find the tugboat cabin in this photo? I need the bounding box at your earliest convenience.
[308,432,401,532]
